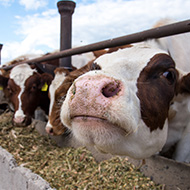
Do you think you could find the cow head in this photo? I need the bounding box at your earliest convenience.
[59,42,190,159]
[5,63,53,126]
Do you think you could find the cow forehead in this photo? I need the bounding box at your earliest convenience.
[50,72,67,92]
[49,71,67,114]
[95,43,168,78]
[10,63,37,87]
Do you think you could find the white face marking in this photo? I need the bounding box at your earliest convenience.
[10,63,36,119]
[45,120,53,131]
[60,42,169,159]
[48,72,66,117]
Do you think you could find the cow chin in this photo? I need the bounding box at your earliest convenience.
[71,116,131,154]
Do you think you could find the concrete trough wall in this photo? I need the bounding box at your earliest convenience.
[0,146,55,190]
[128,156,190,190]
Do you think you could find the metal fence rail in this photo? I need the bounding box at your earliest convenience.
[22,19,190,63]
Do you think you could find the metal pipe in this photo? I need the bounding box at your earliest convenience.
[0,44,3,65]
[3,19,190,70]
[57,0,76,69]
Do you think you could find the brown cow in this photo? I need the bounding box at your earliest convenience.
[0,63,53,126]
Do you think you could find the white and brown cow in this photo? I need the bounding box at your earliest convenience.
[60,29,190,161]
[0,63,53,126]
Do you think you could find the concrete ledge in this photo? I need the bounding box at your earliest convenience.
[128,155,190,190]
[0,146,55,190]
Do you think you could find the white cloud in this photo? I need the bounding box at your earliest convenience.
[2,9,59,64]
[19,0,48,10]
[2,0,190,64]
[73,0,190,45]
[0,0,14,6]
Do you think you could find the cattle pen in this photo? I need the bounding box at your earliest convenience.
[1,1,190,190]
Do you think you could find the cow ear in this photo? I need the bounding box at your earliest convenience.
[177,73,190,94]
[39,73,53,91]
[0,75,9,90]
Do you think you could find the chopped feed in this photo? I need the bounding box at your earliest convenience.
[0,111,164,190]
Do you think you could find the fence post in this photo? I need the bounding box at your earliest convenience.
[57,0,76,69]
[0,44,3,65]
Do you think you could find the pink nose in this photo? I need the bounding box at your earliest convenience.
[46,126,54,135]
[70,75,122,111]
[13,116,25,124]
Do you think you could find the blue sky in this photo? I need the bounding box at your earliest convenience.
[0,0,190,65]
[0,0,57,42]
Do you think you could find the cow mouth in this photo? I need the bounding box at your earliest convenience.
[71,115,128,136]
[71,115,106,122]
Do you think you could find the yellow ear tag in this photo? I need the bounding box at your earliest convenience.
[41,82,48,92]
[0,86,3,90]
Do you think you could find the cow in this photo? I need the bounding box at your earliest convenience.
[46,45,131,136]
[59,21,190,161]
[0,63,53,126]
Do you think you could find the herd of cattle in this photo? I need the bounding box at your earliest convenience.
[0,19,190,164]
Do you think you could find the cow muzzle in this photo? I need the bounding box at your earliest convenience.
[13,115,32,127]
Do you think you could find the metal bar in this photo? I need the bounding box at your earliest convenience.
[3,19,190,70]
[0,44,3,65]
[57,0,76,69]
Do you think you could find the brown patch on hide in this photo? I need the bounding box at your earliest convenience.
[93,44,133,58]
[107,44,133,53]
[93,50,107,58]
[137,54,178,131]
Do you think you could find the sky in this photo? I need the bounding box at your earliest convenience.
[0,0,190,65]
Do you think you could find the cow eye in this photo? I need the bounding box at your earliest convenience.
[31,84,37,91]
[7,86,12,95]
[162,70,176,84]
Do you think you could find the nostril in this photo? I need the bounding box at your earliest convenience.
[49,128,53,134]
[102,81,121,98]
[46,127,54,135]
